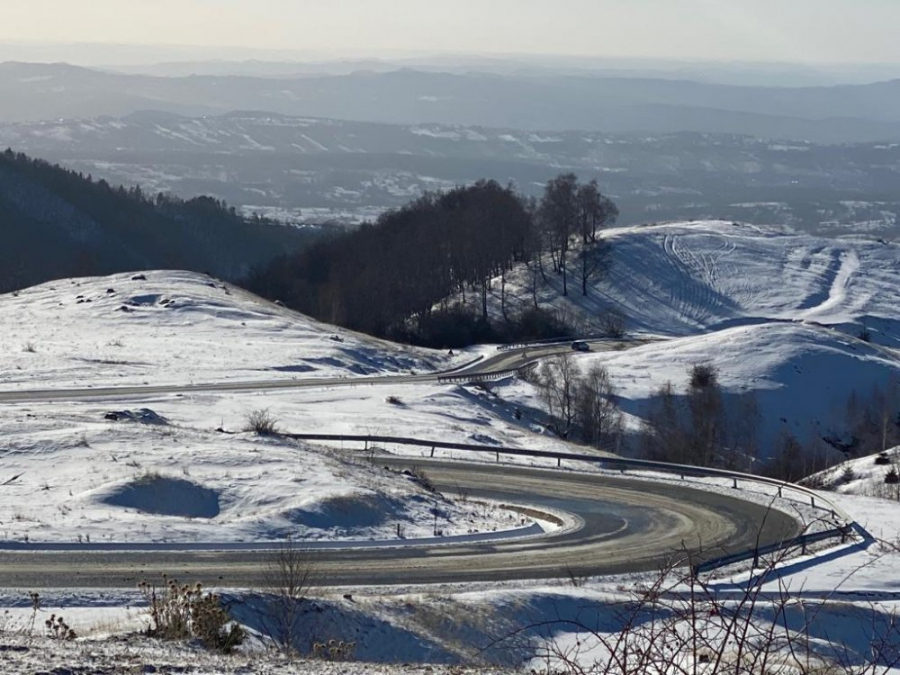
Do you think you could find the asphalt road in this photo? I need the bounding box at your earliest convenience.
[0,458,798,589]
[0,336,794,589]
[0,339,628,403]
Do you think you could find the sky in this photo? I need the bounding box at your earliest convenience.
[1,0,897,65]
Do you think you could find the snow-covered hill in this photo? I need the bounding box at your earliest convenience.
[0,231,899,671]
[478,220,900,457]
[0,271,528,545]
[806,445,900,499]
[492,220,900,346]
[0,270,444,390]
[581,322,899,452]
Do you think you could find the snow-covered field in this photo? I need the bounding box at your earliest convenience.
[0,271,547,545]
[0,404,532,545]
[463,220,900,458]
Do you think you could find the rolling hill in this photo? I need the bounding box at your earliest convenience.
[475,220,900,457]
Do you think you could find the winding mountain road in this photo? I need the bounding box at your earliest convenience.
[0,337,800,589]
[0,339,622,403]
[0,458,798,589]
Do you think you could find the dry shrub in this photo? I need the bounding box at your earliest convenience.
[138,576,244,653]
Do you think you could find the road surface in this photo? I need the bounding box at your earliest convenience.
[0,339,631,403]
[0,458,798,589]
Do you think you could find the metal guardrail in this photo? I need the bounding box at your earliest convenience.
[437,362,536,384]
[281,432,859,575]
[496,336,581,352]
[693,526,853,575]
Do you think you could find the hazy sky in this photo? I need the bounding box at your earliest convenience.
[2,0,897,65]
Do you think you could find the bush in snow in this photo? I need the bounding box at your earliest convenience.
[138,576,244,653]
[688,362,718,389]
[245,409,278,436]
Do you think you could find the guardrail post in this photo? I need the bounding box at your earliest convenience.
[752,548,759,569]
[810,496,816,508]
[430,446,435,458]
[558,457,562,468]
[364,439,368,451]
[733,478,739,489]
[778,486,783,498]
[496,451,500,462]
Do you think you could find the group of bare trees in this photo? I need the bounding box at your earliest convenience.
[639,366,900,480]
[536,174,619,297]
[639,364,761,471]
[515,541,900,675]
[247,173,618,346]
[532,355,623,449]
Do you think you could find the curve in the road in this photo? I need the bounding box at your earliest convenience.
[0,458,799,589]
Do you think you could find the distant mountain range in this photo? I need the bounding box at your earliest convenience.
[4,61,900,143]
[2,110,898,239]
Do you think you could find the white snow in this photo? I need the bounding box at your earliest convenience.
[458,220,900,458]
[0,272,533,545]
[580,322,900,452]
[1,221,899,672]
[0,270,445,390]
[477,220,900,347]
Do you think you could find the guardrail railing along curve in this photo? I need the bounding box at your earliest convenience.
[282,432,864,577]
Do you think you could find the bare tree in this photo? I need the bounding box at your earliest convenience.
[686,363,725,467]
[577,239,613,297]
[577,179,620,244]
[575,180,618,295]
[537,355,580,438]
[641,381,690,464]
[539,174,579,296]
[498,532,900,675]
[575,363,623,449]
[257,537,317,657]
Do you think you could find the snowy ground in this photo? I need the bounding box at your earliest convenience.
[805,445,900,505]
[578,322,899,452]
[474,220,900,347]
[0,389,562,545]
[460,221,900,458]
[1,221,899,672]
[0,270,453,390]
[3,485,900,675]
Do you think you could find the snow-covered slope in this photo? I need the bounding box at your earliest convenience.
[0,271,526,545]
[806,445,900,499]
[579,322,899,452]
[491,220,900,346]
[0,270,444,390]
[0,404,519,544]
